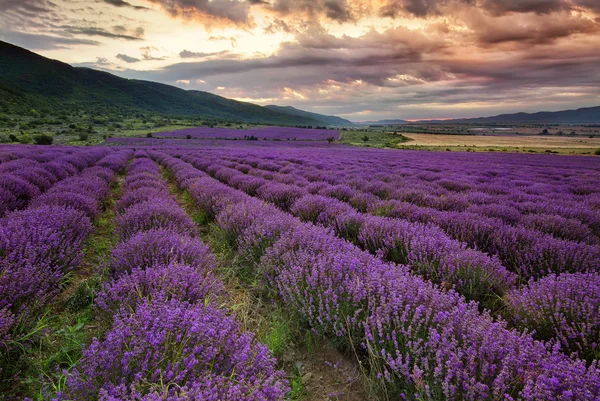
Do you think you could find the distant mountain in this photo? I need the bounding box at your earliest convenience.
[265,105,354,126]
[0,41,338,125]
[443,106,600,124]
[355,119,409,125]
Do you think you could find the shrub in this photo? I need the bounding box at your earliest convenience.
[33,134,53,145]
[96,263,224,318]
[115,199,198,240]
[506,273,600,362]
[108,229,214,277]
[78,132,89,141]
[63,299,288,400]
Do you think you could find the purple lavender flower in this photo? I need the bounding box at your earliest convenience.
[64,299,288,400]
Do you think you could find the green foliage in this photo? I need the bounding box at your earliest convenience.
[595,148,600,156]
[78,132,89,141]
[18,133,32,144]
[362,135,369,142]
[263,314,293,358]
[339,130,412,148]
[288,363,307,400]
[33,134,53,145]
[8,133,17,142]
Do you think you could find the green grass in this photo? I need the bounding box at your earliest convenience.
[288,364,307,400]
[339,130,412,148]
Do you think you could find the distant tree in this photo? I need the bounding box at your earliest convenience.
[8,134,17,142]
[327,137,335,144]
[595,148,600,156]
[33,134,53,145]
[146,132,153,138]
[186,134,192,139]
[540,128,549,135]
[79,132,89,141]
[556,131,564,136]
[362,135,369,142]
[18,134,32,144]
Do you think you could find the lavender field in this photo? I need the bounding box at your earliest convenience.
[154,126,340,141]
[1,141,600,400]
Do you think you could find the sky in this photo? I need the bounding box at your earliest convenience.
[1,0,599,121]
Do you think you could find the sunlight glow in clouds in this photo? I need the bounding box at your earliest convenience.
[1,0,598,120]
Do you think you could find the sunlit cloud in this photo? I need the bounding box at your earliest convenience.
[0,0,598,119]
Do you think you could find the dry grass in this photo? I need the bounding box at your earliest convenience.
[397,133,600,148]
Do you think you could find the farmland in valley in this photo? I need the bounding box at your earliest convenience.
[1,137,599,400]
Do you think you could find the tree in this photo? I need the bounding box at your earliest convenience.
[33,134,53,145]
[79,132,89,141]
[327,136,335,144]
[8,134,17,142]
[362,135,369,142]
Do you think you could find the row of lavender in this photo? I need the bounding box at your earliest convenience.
[214,148,599,241]
[0,147,117,217]
[173,148,600,362]
[61,153,288,400]
[155,126,340,141]
[151,150,600,400]
[207,146,599,239]
[0,150,131,369]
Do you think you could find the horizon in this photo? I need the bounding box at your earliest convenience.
[1,0,599,121]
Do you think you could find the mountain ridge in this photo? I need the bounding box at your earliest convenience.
[420,106,600,124]
[0,40,345,126]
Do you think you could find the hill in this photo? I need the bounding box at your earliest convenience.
[265,105,353,126]
[0,41,329,125]
[355,119,409,125]
[444,106,600,124]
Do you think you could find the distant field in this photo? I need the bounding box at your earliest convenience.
[396,133,600,153]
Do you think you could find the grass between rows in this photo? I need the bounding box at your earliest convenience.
[161,167,376,400]
[3,177,123,400]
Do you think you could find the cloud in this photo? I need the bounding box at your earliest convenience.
[0,29,100,50]
[101,0,149,10]
[0,0,55,14]
[464,10,600,46]
[63,26,145,41]
[140,45,167,60]
[179,49,229,58]
[116,53,141,63]
[266,0,357,22]
[208,35,238,47]
[143,0,254,27]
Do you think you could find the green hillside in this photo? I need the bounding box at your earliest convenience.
[0,41,324,125]
[265,105,354,126]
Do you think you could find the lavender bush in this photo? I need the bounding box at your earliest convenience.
[63,299,288,400]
